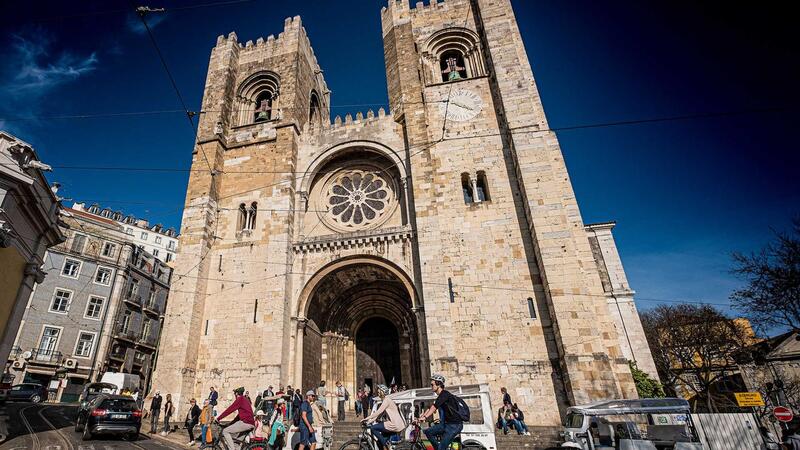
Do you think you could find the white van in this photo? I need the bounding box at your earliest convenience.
[99,372,141,394]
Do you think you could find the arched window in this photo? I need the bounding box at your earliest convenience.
[234,71,280,127]
[247,202,258,230]
[476,170,490,202]
[238,203,247,231]
[309,90,321,126]
[440,50,467,82]
[424,27,486,85]
[461,173,474,204]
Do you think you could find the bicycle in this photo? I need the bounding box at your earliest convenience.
[338,422,428,450]
[205,420,266,450]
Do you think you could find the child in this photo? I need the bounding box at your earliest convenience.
[199,399,214,448]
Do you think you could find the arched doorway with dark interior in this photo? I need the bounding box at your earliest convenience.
[299,259,425,394]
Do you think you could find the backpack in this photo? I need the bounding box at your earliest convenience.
[452,395,470,422]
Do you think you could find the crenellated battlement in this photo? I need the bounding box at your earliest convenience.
[301,108,397,142]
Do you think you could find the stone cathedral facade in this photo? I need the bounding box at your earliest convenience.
[151,0,655,424]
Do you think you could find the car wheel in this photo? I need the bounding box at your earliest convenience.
[30,394,42,403]
[74,417,84,433]
[82,424,92,441]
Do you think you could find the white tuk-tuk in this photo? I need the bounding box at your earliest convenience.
[560,398,702,450]
[389,383,497,450]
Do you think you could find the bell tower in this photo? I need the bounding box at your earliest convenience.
[382,0,637,414]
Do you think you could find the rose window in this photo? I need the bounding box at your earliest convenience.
[326,170,392,228]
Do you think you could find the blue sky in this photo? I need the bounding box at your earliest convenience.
[2,1,798,317]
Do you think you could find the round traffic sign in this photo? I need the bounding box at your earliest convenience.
[774,406,793,422]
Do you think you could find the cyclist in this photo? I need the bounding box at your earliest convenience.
[217,386,256,449]
[362,384,405,450]
[415,374,463,450]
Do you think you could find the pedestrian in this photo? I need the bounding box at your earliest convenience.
[298,390,317,450]
[208,386,218,407]
[149,391,163,434]
[336,381,348,421]
[255,392,263,411]
[361,386,371,419]
[317,380,328,410]
[784,426,800,450]
[185,398,201,445]
[511,404,531,436]
[759,426,779,450]
[218,387,256,450]
[267,399,288,448]
[416,374,464,450]
[286,385,294,420]
[199,399,213,448]
[264,385,275,416]
[245,390,252,405]
[162,393,174,435]
[500,387,511,405]
[354,388,363,416]
[292,387,303,422]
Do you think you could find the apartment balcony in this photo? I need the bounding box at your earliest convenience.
[123,294,143,309]
[142,302,161,317]
[137,335,158,350]
[114,326,138,343]
[30,349,63,365]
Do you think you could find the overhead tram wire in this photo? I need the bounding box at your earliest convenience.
[13,0,258,23]
[134,4,214,174]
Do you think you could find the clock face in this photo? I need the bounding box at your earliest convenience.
[439,88,483,122]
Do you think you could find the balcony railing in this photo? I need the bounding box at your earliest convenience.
[124,294,143,308]
[31,349,63,364]
[137,335,158,349]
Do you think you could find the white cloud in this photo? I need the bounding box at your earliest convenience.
[8,34,98,93]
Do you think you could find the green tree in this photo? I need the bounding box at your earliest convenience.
[629,361,665,398]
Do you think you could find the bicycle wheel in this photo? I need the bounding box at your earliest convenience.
[338,438,369,450]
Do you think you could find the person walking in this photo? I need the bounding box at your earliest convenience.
[217,387,256,450]
[184,398,201,445]
[208,386,218,407]
[361,386,371,419]
[291,387,303,423]
[416,374,464,450]
[199,399,213,448]
[298,390,317,450]
[336,381,347,421]
[149,391,163,434]
[286,385,295,420]
[355,388,363,416]
[162,393,174,435]
[264,385,275,416]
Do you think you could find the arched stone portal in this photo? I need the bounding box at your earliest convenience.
[299,261,424,392]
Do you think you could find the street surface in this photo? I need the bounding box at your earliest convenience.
[0,403,185,450]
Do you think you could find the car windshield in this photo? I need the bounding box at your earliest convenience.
[565,412,584,428]
[100,399,137,411]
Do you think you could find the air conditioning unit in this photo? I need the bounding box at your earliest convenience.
[63,359,78,369]
[21,351,32,360]
[12,360,24,369]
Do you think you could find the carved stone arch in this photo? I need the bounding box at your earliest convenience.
[234,70,281,126]
[423,27,486,83]
[295,255,420,320]
[299,140,407,195]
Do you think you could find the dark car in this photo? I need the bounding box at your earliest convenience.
[74,394,142,441]
[5,383,47,403]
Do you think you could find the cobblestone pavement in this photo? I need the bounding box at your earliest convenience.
[0,402,185,450]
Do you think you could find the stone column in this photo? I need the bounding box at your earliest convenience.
[293,319,307,389]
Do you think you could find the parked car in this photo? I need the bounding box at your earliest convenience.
[74,394,142,441]
[4,383,47,403]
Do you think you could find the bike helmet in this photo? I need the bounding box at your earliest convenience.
[234,387,245,395]
[431,374,446,385]
[377,384,390,395]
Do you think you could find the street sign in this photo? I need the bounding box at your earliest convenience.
[734,392,765,407]
[774,406,794,422]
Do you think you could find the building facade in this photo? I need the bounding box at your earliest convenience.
[151,0,652,424]
[586,222,658,379]
[0,132,64,373]
[7,207,171,401]
[72,202,179,264]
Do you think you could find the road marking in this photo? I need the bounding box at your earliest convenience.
[19,404,41,449]
[38,405,75,450]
